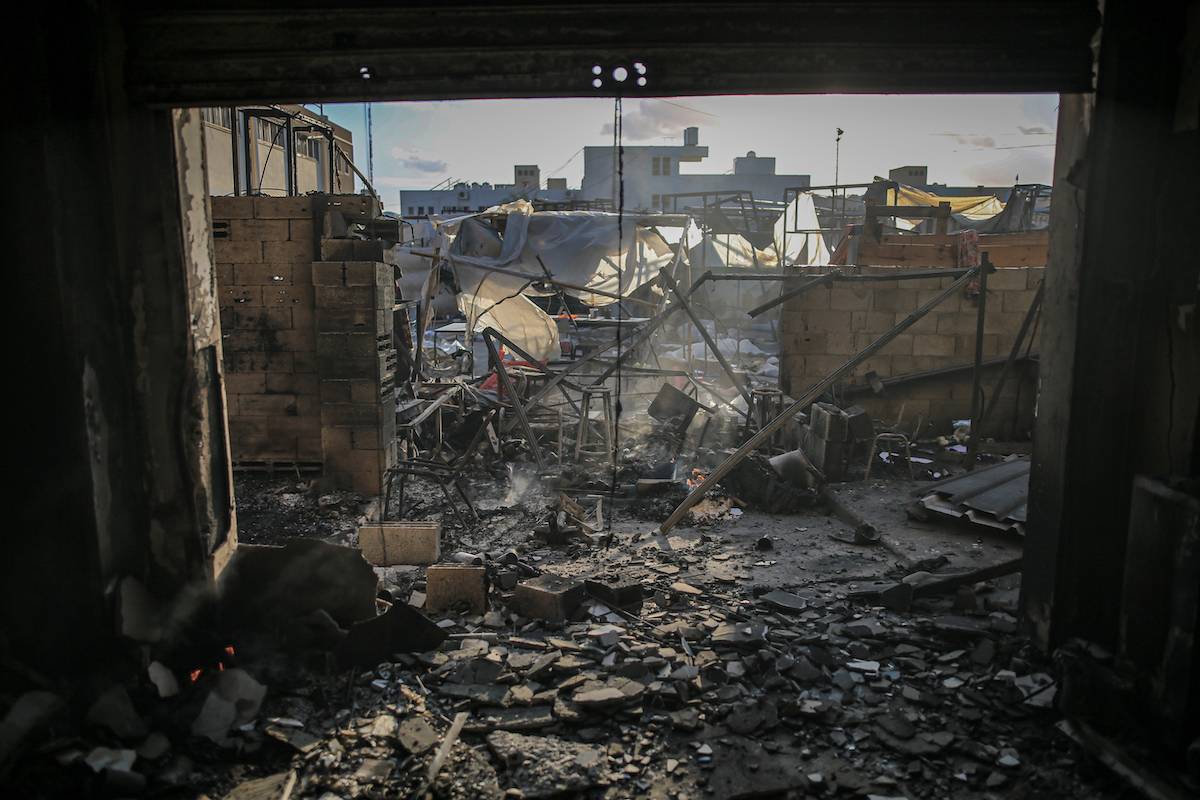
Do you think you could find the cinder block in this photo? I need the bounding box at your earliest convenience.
[234,263,292,286]
[584,578,643,612]
[825,332,857,355]
[917,289,960,312]
[788,331,828,354]
[984,268,1029,291]
[231,307,291,331]
[317,331,381,360]
[211,196,256,219]
[254,196,313,220]
[851,311,895,333]
[320,402,386,428]
[227,351,293,372]
[878,333,914,356]
[264,240,315,264]
[425,565,487,614]
[349,469,385,496]
[904,311,940,334]
[221,286,262,307]
[264,285,315,307]
[230,218,290,242]
[801,310,853,332]
[983,312,1026,336]
[829,286,871,311]
[871,288,918,312]
[266,371,318,395]
[316,286,375,308]
[288,219,314,242]
[1002,290,1036,313]
[237,394,298,416]
[224,372,266,395]
[786,285,830,311]
[511,574,585,622]
[358,522,441,566]
[1025,267,1045,290]
[913,334,956,357]
[213,239,263,264]
[936,313,979,335]
[215,263,234,286]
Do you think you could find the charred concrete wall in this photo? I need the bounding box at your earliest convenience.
[211,195,397,494]
[213,196,322,465]
[779,266,1043,437]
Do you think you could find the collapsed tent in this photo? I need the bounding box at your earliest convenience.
[409,201,680,361]
[885,183,1006,220]
[773,191,831,267]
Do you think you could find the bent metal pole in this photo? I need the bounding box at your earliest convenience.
[658,264,981,534]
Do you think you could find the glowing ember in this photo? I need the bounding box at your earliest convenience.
[189,669,203,683]
[686,468,707,490]
[224,645,236,657]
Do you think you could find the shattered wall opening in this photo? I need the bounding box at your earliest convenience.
[9,2,1198,799]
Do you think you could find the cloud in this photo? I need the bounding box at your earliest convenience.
[1017,125,1053,135]
[388,146,447,173]
[935,132,996,148]
[600,99,712,142]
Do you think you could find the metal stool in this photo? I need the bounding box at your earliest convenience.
[575,385,615,464]
[865,432,915,480]
[751,387,785,453]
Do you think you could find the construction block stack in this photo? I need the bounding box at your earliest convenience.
[212,195,321,466]
[313,259,398,494]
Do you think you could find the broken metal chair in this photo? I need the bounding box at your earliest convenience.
[865,431,916,480]
[386,407,496,528]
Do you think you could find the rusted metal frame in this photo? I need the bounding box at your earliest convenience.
[965,255,994,470]
[970,271,1044,457]
[659,264,980,534]
[481,326,583,425]
[658,267,754,408]
[481,329,546,469]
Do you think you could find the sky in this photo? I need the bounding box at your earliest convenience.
[317,94,1058,203]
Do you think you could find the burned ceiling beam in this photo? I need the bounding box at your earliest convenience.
[123,2,1099,105]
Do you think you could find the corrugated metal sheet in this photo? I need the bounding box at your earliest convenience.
[921,457,1030,534]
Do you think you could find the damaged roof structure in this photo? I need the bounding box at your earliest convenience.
[7,2,1198,800]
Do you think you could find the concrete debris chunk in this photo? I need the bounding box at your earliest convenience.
[487,731,607,799]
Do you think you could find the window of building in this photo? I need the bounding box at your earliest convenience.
[651,194,660,208]
[302,137,323,159]
[418,206,425,215]
[661,156,671,176]
[255,117,284,143]
[652,156,661,176]
[201,107,233,129]
[408,207,414,215]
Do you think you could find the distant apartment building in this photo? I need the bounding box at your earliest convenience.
[581,127,810,210]
[399,164,578,217]
[200,105,356,197]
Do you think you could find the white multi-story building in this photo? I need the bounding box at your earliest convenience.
[581,127,810,211]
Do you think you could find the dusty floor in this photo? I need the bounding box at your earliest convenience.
[183,470,1134,800]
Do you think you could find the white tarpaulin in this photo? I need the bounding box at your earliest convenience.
[412,201,678,361]
[688,233,778,270]
[773,192,831,266]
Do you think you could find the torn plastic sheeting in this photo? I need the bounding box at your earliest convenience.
[773,191,831,266]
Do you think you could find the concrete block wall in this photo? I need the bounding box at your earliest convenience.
[780,265,1044,437]
[213,195,321,464]
[212,195,398,494]
[314,261,399,495]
